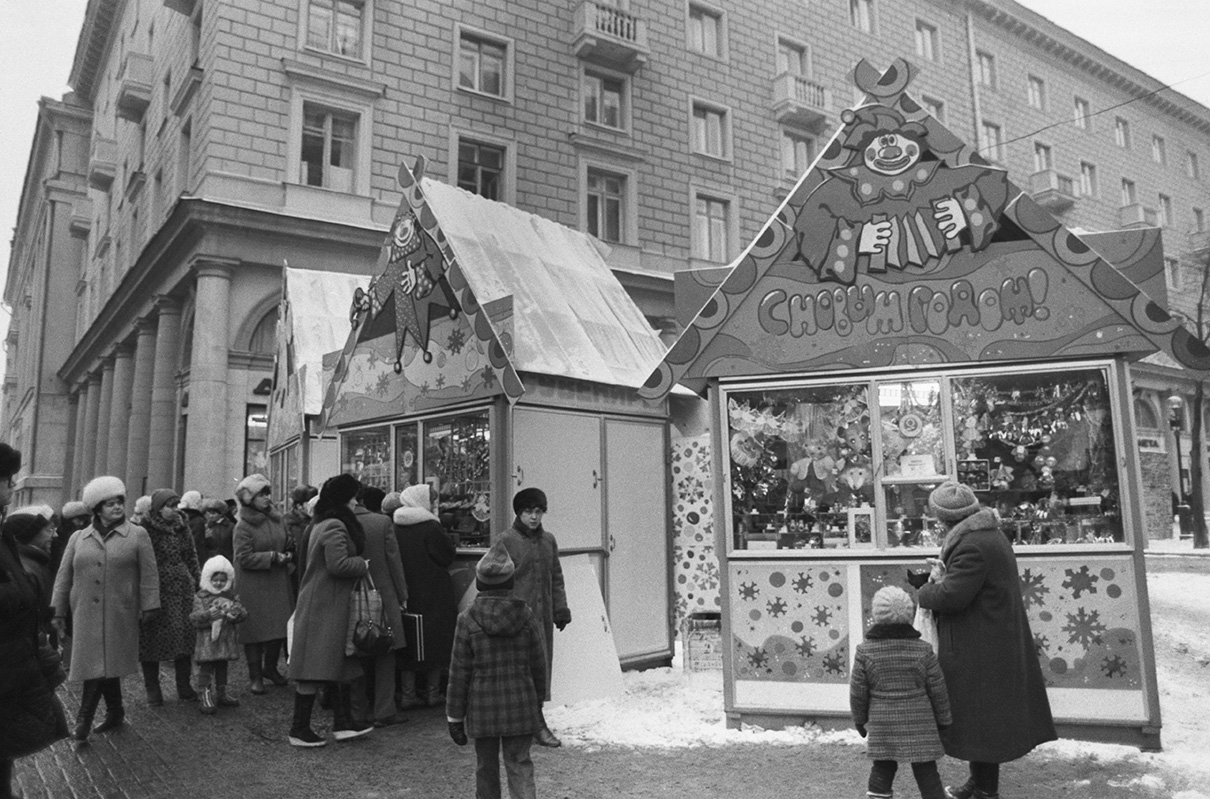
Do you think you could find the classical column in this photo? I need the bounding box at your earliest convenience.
[70,383,90,498]
[147,296,183,488]
[125,318,157,496]
[81,372,103,483]
[183,261,235,496]
[106,344,136,479]
[94,357,115,478]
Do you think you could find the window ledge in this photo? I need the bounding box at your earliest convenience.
[455,85,513,105]
[301,45,371,70]
[281,58,386,100]
[569,130,646,163]
[691,151,734,165]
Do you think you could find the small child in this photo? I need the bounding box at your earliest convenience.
[850,585,952,799]
[446,545,548,799]
[189,555,248,715]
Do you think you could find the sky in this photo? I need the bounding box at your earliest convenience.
[0,1,1209,375]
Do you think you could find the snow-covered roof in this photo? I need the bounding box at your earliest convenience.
[283,267,367,415]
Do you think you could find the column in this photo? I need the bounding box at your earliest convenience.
[81,372,102,483]
[147,296,182,488]
[125,317,157,496]
[70,384,89,498]
[94,357,115,478]
[106,344,135,479]
[183,262,234,497]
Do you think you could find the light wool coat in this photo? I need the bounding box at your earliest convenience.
[52,521,160,681]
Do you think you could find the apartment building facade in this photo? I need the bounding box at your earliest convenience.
[4,0,1209,511]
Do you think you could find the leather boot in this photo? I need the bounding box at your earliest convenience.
[199,687,216,715]
[174,656,198,701]
[533,708,562,748]
[331,682,373,741]
[72,679,103,742]
[423,670,444,707]
[262,639,288,686]
[216,684,240,707]
[398,670,423,710]
[245,645,265,694]
[141,661,164,706]
[92,679,126,734]
[288,691,326,748]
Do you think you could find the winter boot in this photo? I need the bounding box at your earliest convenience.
[533,708,562,748]
[262,639,288,686]
[73,679,104,742]
[92,678,126,733]
[331,682,373,741]
[216,684,240,708]
[397,670,423,710]
[199,687,216,715]
[141,661,164,707]
[288,691,327,748]
[174,657,198,701]
[423,670,445,707]
[245,645,266,694]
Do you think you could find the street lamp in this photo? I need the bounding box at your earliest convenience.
[1167,394,1193,538]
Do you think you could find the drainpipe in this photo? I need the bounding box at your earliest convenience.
[28,197,56,500]
[964,7,984,151]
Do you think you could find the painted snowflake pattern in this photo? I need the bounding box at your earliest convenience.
[1033,632,1049,658]
[812,605,833,627]
[1020,568,1049,609]
[738,582,759,601]
[748,648,769,669]
[822,651,846,676]
[480,365,496,389]
[795,636,817,658]
[1062,607,1106,648]
[766,598,788,618]
[792,573,814,594]
[435,373,446,389]
[446,327,466,354]
[1062,566,1099,600]
[375,372,392,397]
[1101,654,1128,679]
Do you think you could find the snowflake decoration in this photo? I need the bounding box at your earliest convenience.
[480,365,496,389]
[435,373,446,389]
[419,381,431,397]
[1101,654,1128,679]
[461,374,475,392]
[446,327,467,354]
[1062,607,1106,648]
[792,573,814,594]
[1020,569,1049,609]
[822,651,846,675]
[375,372,392,397]
[1062,566,1099,600]
[748,648,769,669]
[766,598,788,618]
[1033,632,1049,658]
[738,582,759,601]
[812,605,833,628]
[795,636,817,658]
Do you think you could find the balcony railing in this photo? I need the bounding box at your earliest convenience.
[1119,203,1158,229]
[771,73,831,129]
[572,1,648,73]
[116,52,154,122]
[87,136,117,192]
[1029,169,1076,212]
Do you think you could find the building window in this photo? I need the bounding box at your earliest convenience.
[1120,178,1136,206]
[921,96,945,123]
[301,104,356,191]
[693,193,729,262]
[1195,208,1205,233]
[850,0,874,33]
[1158,194,1172,227]
[1152,135,1167,165]
[976,51,995,88]
[457,140,504,200]
[1073,96,1089,129]
[583,70,625,130]
[1115,117,1130,148]
[1188,151,1201,180]
[979,121,1004,162]
[586,169,625,243]
[691,102,729,159]
[782,129,815,178]
[1166,257,1182,291]
[914,20,938,61]
[1079,162,1097,197]
[688,3,723,58]
[245,405,269,476]
[1033,142,1052,172]
[458,32,507,97]
[1027,75,1045,110]
[306,0,365,59]
[776,38,809,77]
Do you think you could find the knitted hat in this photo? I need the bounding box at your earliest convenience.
[61,501,90,521]
[928,481,981,522]
[3,512,51,545]
[381,491,403,516]
[150,488,181,515]
[319,473,361,507]
[201,497,228,514]
[871,586,916,625]
[512,487,548,515]
[178,490,203,511]
[200,555,236,594]
[476,545,515,585]
[236,473,272,505]
[82,476,126,512]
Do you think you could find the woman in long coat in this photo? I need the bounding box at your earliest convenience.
[917,481,1056,799]
[352,498,408,725]
[393,484,457,707]
[138,489,201,705]
[51,476,160,744]
[233,473,294,694]
[286,473,371,748]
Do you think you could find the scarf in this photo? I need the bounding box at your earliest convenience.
[864,622,922,640]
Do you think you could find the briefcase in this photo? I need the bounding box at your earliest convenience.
[401,612,424,661]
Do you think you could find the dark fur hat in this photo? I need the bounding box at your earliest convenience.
[512,487,548,515]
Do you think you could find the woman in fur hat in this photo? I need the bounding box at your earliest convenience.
[232,473,294,695]
[200,497,235,564]
[189,555,247,715]
[138,488,201,706]
[286,473,372,747]
[917,481,1056,799]
[51,476,160,744]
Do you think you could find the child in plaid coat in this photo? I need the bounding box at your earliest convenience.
[851,585,952,799]
[447,545,548,799]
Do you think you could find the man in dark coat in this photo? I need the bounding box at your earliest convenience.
[917,482,1056,799]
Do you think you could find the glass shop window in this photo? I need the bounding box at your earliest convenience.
[394,410,492,547]
[341,426,392,490]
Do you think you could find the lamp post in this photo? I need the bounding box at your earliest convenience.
[1168,394,1193,538]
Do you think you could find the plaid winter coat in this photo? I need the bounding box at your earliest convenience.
[446,589,548,739]
[189,590,247,662]
[850,623,952,763]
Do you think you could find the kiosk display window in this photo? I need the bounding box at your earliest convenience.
[342,426,392,490]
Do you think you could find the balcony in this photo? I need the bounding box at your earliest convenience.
[115,52,153,122]
[1119,203,1158,229]
[87,136,117,191]
[771,73,831,130]
[572,0,648,73]
[69,199,93,239]
[1029,169,1076,212]
[1190,230,1210,259]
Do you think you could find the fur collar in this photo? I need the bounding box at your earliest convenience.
[940,507,999,559]
[239,504,281,526]
[394,505,437,526]
[865,622,922,640]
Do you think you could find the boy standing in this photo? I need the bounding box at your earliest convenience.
[447,546,547,799]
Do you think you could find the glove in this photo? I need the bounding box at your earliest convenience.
[855,724,867,738]
[554,607,571,631]
[448,721,468,746]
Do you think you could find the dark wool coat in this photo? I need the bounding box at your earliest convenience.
[495,522,568,701]
[354,506,409,650]
[189,590,248,662]
[17,543,54,632]
[917,508,1057,763]
[446,590,547,738]
[287,518,368,683]
[394,508,457,670]
[52,521,160,681]
[139,512,200,662]
[850,623,952,762]
[1,532,68,759]
[233,505,294,644]
[184,509,206,563]
[202,517,234,564]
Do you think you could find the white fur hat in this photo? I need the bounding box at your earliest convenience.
[235,473,272,504]
[200,555,236,593]
[178,490,203,511]
[82,476,127,512]
[11,504,54,520]
[872,585,916,625]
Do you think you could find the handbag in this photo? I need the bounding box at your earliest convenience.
[913,604,939,654]
[346,572,393,657]
[401,612,425,662]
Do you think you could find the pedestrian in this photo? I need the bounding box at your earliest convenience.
[233,473,294,694]
[56,500,90,570]
[51,476,160,744]
[5,510,58,636]
[446,545,548,799]
[283,484,318,597]
[201,497,234,563]
[850,585,951,799]
[917,481,1056,799]
[179,490,206,562]
[1,444,69,798]
[130,495,152,526]
[352,487,409,727]
[138,488,201,706]
[189,555,248,716]
[360,486,386,514]
[286,473,373,747]
[393,483,457,709]
[495,487,569,747]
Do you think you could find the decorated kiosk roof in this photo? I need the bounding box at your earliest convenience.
[641,59,1210,400]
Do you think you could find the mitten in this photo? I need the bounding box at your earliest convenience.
[855,724,867,738]
[448,721,468,746]
[554,607,571,631]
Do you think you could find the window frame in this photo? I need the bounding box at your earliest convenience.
[1165,256,1182,292]
[689,184,739,263]
[1158,194,1172,228]
[914,18,939,62]
[979,120,1004,163]
[920,95,946,124]
[1033,141,1052,173]
[299,0,373,64]
[447,128,517,206]
[285,79,374,196]
[1073,96,1090,130]
[1152,135,1167,166]
[781,127,816,180]
[453,24,514,103]
[1194,207,1205,233]
[1115,117,1131,148]
[581,66,630,132]
[775,33,812,79]
[1120,177,1137,207]
[581,163,636,245]
[1027,75,1046,110]
[1079,161,1098,198]
[687,0,727,60]
[689,97,733,162]
[1187,151,1201,180]
[976,50,996,89]
[299,102,359,192]
[849,0,876,34]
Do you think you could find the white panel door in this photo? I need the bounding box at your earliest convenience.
[512,407,604,552]
[604,418,671,662]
